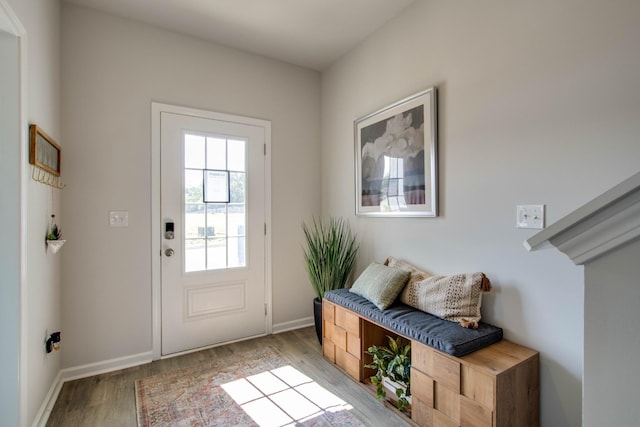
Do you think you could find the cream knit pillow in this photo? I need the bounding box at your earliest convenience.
[401,272,491,328]
[386,256,433,287]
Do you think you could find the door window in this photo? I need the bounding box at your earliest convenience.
[184,132,247,272]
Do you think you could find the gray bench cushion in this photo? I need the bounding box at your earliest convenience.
[324,289,503,357]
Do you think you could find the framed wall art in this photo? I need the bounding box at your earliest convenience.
[354,87,438,217]
[29,124,61,176]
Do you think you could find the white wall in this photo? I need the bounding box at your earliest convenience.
[584,237,640,426]
[6,0,62,425]
[0,26,21,427]
[321,1,640,426]
[60,4,320,368]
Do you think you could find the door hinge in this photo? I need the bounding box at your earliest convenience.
[264,143,266,155]
[264,223,267,235]
[264,303,268,316]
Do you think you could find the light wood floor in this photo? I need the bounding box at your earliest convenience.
[46,326,410,426]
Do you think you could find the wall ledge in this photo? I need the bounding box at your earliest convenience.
[525,172,640,265]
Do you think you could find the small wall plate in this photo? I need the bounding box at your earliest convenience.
[109,211,129,227]
[517,205,545,229]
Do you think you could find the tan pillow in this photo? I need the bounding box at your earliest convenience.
[385,256,433,288]
[400,272,491,329]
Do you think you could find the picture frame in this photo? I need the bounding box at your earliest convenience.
[203,170,230,203]
[29,124,61,176]
[354,87,438,217]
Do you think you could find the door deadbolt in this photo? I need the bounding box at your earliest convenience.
[165,248,175,257]
[165,221,175,240]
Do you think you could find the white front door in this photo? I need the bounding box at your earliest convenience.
[160,109,268,356]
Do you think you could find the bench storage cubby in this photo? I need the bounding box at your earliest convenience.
[322,291,539,427]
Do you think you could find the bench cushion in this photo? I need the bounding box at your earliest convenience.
[324,289,503,357]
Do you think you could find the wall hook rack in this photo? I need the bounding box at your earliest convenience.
[29,124,66,189]
[31,166,66,189]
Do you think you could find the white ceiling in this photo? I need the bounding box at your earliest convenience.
[64,0,416,71]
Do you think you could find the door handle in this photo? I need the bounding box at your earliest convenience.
[165,248,175,257]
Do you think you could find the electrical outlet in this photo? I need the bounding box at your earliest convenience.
[46,331,61,353]
[516,205,545,229]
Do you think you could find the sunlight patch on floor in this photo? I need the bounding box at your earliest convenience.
[221,364,354,427]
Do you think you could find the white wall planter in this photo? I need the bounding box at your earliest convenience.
[46,240,66,254]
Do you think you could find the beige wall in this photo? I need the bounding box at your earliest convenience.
[584,237,640,425]
[6,0,62,425]
[60,4,320,368]
[321,1,640,426]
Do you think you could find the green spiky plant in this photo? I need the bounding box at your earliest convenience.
[366,336,412,411]
[47,215,62,241]
[302,217,359,300]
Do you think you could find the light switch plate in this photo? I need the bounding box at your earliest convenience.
[516,205,544,229]
[109,211,129,227]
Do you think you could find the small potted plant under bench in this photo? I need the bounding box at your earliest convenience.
[365,335,412,412]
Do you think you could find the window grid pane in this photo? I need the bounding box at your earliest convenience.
[227,139,246,172]
[184,134,205,169]
[207,137,226,170]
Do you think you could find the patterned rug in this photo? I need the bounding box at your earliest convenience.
[135,346,365,427]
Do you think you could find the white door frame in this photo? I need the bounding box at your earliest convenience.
[151,102,272,360]
[1,1,27,425]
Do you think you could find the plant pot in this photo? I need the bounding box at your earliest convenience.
[46,239,66,254]
[383,377,411,405]
[313,297,322,345]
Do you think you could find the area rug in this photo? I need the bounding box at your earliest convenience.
[135,346,365,427]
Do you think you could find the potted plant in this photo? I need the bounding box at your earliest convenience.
[365,335,412,411]
[46,214,66,254]
[302,217,358,344]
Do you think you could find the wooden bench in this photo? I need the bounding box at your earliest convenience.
[322,299,539,427]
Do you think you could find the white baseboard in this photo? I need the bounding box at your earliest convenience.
[31,371,63,427]
[273,316,314,334]
[60,351,153,382]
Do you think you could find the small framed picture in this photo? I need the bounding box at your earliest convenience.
[204,170,230,203]
[29,124,61,176]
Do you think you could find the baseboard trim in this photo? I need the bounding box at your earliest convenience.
[31,370,63,427]
[56,322,313,382]
[273,316,313,334]
[60,351,153,382]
